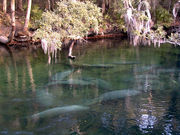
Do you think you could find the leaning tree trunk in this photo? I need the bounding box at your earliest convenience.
[8,0,16,43]
[24,0,32,31]
[102,0,106,14]
[3,0,7,13]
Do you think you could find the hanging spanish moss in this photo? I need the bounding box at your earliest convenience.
[173,1,180,21]
[123,0,180,47]
[41,39,58,64]
[124,0,152,46]
[168,1,180,46]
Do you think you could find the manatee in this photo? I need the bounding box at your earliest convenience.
[81,77,112,90]
[72,64,115,69]
[111,61,139,65]
[135,74,158,80]
[47,79,92,86]
[88,64,115,68]
[31,105,89,119]
[157,68,180,73]
[137,65,157,73]
[98,89,140,102]
[86,90,141,105]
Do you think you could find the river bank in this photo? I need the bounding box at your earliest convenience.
[0,5,179,53]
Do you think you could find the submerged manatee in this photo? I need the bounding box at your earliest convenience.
[81,77,112,90]
[135,74,158,80]
[86,90,141,105]
[137,65,157,73]
[111,61,139,65]
[72,64,115,69]
[48,77,112,90]
[60,79,93,85]
[31,105,89,119]
[47,79,93,86]
[98,90,140,102]
[157,68,180,73]
[88,64,115,68]
[51,70,73,81]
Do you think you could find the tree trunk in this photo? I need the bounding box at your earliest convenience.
[46,0,51,10]
[8,0,16,43]
[24,0,32,31]
[68,40,76,59]
[17,0,23,11]
[102,0,106,14]
[46,0,55,11]
[3,0,7,13]
[173,1,180,21]
[50,0,55,10]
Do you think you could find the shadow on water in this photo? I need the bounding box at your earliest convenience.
[0,40,180,134]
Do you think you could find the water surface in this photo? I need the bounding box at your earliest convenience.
[0,40,180,135]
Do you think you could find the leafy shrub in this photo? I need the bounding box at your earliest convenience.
[155,6,173,27]
[0,11,11,26]
[33,0,102,53]
[31,4,43,22]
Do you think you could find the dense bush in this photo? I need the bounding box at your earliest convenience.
[155,6,173,27]
[33,0,102,54]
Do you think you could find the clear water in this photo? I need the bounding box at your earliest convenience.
[0,40,180,135]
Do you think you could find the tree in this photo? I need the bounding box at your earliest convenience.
[34,0,102,61]
[46,0,55,11]
[173,1,180,21]
[50,0,55,10]
[8,0,16,43]
[46,0,51,10]
[3,0,7,13]
[102,0,106,14]
[24,0,32,31]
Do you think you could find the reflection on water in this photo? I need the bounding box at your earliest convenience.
[0,40,180,134]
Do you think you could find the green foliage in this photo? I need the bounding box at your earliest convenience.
[155,6,173,27]
[169,32,180,45]
[104,11,126,31]
[24,4,43,28]
[33,0,102,51]
[0,11,11,26]
[31,4,43,22]
[103,0,127,31]
[149,26,167,39]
